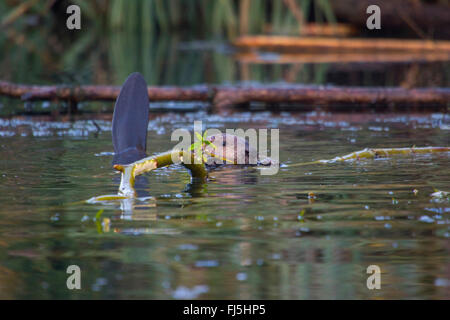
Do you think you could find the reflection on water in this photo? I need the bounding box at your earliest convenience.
[2,28,449,87]
[1,28,449,115]
[0,111,448,299]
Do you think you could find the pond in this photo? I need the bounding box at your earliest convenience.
[0,111,448,299]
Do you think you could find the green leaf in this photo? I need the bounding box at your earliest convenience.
[205,140,217,149]
[195,132,204,141]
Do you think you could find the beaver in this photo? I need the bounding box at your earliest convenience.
[112,72,273,168]
[203,133,273,167]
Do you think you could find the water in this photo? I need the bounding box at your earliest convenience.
[2,29,449,115]
[1,3,449,300]
[0,111,448,299]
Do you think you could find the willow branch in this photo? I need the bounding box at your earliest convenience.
[113,150,208,198]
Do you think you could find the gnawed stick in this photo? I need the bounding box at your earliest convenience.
[289,147,450,167]
[87,147,449,202]
[89,150,207,201]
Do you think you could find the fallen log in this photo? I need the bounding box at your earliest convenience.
[233,36,450,53]
[212,87,450,110]
[0,80,448,111]
[0,81,210,102]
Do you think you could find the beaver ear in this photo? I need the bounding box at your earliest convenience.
[112,72,149,165]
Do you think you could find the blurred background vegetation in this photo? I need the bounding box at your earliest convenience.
[0,0,449,114]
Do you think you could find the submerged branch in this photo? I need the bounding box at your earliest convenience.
[317,146,450,163]
[1,80,449,111]
[88,146,449,202]
[289,147,450,167]
[90,150,208,200]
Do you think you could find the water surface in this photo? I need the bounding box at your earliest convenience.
[0,111,448,299]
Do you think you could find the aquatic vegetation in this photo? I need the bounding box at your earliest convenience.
[105,0,336,36]
[189,131,217,163]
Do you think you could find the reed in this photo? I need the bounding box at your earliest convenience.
[5,0,335,38]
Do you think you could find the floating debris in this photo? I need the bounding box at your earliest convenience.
[430,190,449,199]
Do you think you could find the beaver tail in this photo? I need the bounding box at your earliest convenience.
[112,72,149,165]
